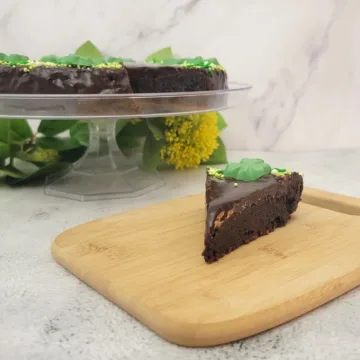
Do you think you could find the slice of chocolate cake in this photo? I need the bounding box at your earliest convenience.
[124,57,228,113]
[0,54,133,94]
[203,158,303,263]
[125,59,228,93]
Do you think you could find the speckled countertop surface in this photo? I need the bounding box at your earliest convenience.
[1,150,360,360]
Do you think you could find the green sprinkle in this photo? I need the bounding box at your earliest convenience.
[148,56,225,71]
[207,166,225,180]
[271,167,295,177]
[36,54,122,69]
[107,56,135,63]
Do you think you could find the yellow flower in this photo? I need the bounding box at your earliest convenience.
[160,112,220,169]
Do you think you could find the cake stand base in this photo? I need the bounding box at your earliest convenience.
[44,119,164,201]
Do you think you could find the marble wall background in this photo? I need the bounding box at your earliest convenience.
[0,0,359,151]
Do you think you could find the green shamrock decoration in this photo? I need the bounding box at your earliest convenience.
[223,158,271,181]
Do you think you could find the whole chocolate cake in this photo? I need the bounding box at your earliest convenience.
[0,54,227,95]
[203,159,303,263]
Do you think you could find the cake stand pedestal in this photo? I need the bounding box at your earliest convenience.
[45,119,163,201]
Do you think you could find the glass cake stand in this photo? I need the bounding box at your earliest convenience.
[0,82,251,201]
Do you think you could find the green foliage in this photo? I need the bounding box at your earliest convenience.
[146,118,165,140]
[202,137,227,165]
[0,165,25,178]
[143,134,165,170]
[69,122,89,146]
[38,119,77,137]
[216,112,228,131]
[0,43,230,186]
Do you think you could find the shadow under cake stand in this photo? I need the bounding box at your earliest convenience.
[0,82,251,201]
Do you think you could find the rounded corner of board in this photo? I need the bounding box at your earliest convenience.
[302,187,360,215]
[51,225,81,251]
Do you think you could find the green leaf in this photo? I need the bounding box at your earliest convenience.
[0,120,10,143]
[0,119,32,144]
[70,122,89,146]
[202,137,227,165]
[145,46,174,63]
[142,134,164,170]
[0,119,33,160]
[5,161,70,186]
[16,147,60,164]
[10,131,26,143]
[75,40,103,59]
[36,136,81,152]
[58,146,86,163]
[116,119,131,134]
[0,140,9,159]
[147,118,165,140]
[216,112,228,132]
[10,119,33,140]
[117,135,141,150]
[120,120,149,138]
[0,164,25,179]
[38,120,78,136]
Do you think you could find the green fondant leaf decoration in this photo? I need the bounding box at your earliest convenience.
[224,158,271,181]
[5,54,29,65]
[145,46,174,63]
[207,57,220,65]
[158,58,180,65]
[107,56,135,63]
[39,55,58,63]
[75,40,103,59]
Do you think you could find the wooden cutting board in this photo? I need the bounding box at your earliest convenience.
[51,187,360,347]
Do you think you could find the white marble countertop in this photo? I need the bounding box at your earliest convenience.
[1,149,360,360]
